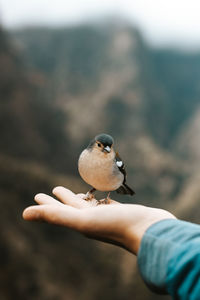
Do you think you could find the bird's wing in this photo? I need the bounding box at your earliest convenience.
[115,152,135,195]
[115,151,126,182]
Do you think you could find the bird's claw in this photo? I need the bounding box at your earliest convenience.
[84,190,111,204]
[98,197,111,205]
[84,192,95,201]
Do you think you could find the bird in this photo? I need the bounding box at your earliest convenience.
[78,133,135,203]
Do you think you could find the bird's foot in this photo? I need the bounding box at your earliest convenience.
[98,193,111,205]
[97,199,107,205]
[105,192,111,204]
[84,191,95,201]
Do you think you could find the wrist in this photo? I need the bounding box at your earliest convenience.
[124,207,176,255]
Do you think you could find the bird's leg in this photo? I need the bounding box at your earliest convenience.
[98,192,111,205]
[84,188,96,201]
[105,192,111,204]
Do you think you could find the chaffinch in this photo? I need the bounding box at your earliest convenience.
[78,133,135,203]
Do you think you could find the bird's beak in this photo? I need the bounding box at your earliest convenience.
[103,146,111,153]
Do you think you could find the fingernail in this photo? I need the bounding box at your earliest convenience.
[23,207,41,221]
[52,186,64,194]
[34,193,45,201]
[22,207,32,219]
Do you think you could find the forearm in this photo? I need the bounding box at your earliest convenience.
[137,219,200,298]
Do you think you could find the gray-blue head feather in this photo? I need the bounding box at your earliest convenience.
[87,133,114,149]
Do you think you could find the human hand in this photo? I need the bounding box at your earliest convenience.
[23,187,176,254]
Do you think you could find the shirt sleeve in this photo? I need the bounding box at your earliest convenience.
[137,219,200,299]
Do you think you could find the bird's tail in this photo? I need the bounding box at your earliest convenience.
[117,183,135,196]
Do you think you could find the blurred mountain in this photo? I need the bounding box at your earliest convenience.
[10,25,195,205]
[1,22,200,300]
[0,27,72,172]
[149,49,200,149]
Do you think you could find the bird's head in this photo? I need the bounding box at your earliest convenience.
[87,133,114,155]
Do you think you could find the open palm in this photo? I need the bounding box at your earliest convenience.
[23,186,175,254]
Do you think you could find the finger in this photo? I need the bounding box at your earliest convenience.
[34,193,63,206]
[22,205,85,231]
[52,186,75,204]
[52,186,88,209]
[76,193,86,198]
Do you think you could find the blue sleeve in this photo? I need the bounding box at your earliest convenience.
[138,219,200,299]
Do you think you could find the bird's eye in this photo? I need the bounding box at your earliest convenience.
[97,143,101,147]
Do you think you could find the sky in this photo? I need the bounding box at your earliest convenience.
[1,0,200,49]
